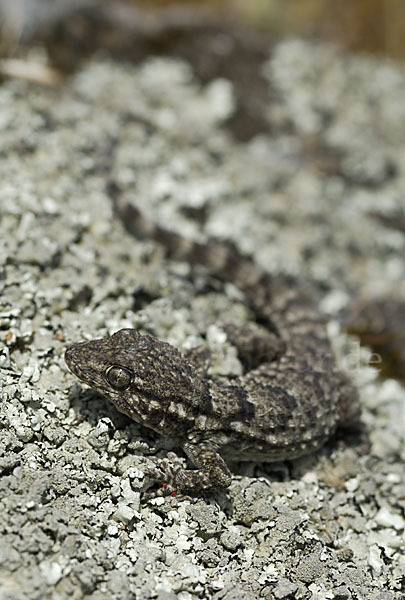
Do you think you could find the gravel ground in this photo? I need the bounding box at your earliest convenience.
[0,40,404,599]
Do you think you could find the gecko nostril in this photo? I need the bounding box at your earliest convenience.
[65,345,80,373]
[64,346,73,364]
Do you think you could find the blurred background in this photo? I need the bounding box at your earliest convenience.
[135,0,405,60]
[2,0,404,143]
[1,0,405,61]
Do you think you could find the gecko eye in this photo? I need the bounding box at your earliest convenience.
[105,365,132,390]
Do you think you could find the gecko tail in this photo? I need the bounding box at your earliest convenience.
[108,179,264,289]
[107,181,328,355]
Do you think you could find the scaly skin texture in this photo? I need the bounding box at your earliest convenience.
[64,185,361,495]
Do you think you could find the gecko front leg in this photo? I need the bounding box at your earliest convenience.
[147,440,232,495]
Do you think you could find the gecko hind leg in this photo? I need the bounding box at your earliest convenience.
[222,322,286,371]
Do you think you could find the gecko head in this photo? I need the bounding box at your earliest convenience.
[65,328,203,425]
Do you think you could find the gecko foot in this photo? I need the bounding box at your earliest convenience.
[143,453,187,497]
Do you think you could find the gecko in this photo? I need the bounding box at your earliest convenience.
[64,182,361,495]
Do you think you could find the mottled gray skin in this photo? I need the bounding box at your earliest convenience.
[65,185,361,495]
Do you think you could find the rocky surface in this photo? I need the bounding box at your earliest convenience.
[0,39,404,599]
